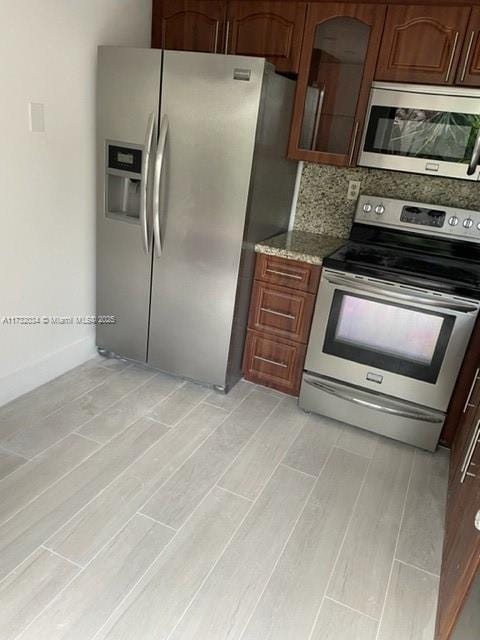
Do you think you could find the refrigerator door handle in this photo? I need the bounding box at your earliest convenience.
[140,111,156,255]
[153,114,169,257]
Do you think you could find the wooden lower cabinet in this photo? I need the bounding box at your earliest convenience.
[243,254,320,396]
[243,331,306,395]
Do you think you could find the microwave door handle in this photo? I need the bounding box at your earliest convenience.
[304,378,443,424]
[467,128,480,176]
[153,114,169,258]
[140,111,156,255]
[324,275,479,313]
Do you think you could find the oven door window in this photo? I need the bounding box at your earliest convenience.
[363,106,480,164]
[323,292,455,383]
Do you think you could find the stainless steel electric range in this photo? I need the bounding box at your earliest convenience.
[300,195,480,451]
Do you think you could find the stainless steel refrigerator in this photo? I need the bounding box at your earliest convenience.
[96,47,297,390]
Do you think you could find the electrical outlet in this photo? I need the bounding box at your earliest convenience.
[347,180,361,201]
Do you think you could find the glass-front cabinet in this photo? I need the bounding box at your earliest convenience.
[288,3,386,166]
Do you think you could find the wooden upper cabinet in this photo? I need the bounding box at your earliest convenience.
[226,1,307,74]
[152,0,226,53]
[288,3,386,166]
[375,5,471,85]
[456,6,480,87]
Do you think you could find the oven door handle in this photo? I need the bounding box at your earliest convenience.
[325,275,478,313]
[304,377,444,424]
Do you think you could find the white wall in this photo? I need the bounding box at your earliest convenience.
[0,0,152,405]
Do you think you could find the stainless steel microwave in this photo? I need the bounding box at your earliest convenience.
[358,82,480,181]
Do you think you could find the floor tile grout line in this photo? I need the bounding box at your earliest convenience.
[374,448,416,640]
[3,366,159,459]
[394,557,441,579]
[165,408,311,640]
[279,462,318,479]
[0,361,136,444]
[0,360,127,429]
[0,444,30,461]
[324,595,380,623]
[0,375,186,529]
[213,394,287,493]
[74,432,104,445]
[41,545,84,569]
[91,480,256,640]
[333,443,376,461]
[13,390,242,638]
[236,444,337,640]
[306,444,377,640]
[136,511,178,532]
[214,485,254,502]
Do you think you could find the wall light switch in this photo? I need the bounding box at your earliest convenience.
[347,180,361,201]
[29,102,45,132]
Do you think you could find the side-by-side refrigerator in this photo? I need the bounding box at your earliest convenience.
[96,47,297,390]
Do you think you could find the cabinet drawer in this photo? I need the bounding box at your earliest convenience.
[255,254,321,293]
[243,330,306,396]
[248,281,315,343]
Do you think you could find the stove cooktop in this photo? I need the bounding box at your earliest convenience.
[324,233,480,299]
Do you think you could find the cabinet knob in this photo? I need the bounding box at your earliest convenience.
[475,510,480,532]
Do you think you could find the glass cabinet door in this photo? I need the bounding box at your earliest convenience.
[288,4,385,166]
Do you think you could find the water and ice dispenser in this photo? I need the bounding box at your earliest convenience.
[105,143,143,222]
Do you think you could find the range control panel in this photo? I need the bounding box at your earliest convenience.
[355,195,480,243]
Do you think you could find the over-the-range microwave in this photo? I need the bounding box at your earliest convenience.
[358,82,480,181]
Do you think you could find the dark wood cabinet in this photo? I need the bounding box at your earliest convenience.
[243,254,320,395]
[288,2,386,166]
[375,5,471,85]
[435,396,480,639]
[152,0,226,53]
[456,6,480,87]
[226,1,307,73]
[248,281,316,343]
[244,330,306,395]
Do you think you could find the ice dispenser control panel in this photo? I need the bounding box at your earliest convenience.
[105,142,143,222]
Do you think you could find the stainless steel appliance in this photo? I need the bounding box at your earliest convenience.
[300,196,480,451]
[96,47,297,390]
[358,82,480,181]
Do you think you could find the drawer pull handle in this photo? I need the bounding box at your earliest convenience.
[461,419,480,483]
[265,268,303,280]
[463,368,480,413]
[260,307,296,320]
[254,355,288,368]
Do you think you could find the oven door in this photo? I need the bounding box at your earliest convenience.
[358,83,480,181]
[305,269,480,411]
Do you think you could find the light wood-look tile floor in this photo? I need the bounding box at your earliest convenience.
[0,357,449,640]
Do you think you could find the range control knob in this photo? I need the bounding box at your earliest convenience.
[448,216,459,226]
[362,203,372,213]
[477,222,480,230]
[463,218,473,228]
[375,204,385,215]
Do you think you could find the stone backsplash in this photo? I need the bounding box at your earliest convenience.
[294,163,480,238]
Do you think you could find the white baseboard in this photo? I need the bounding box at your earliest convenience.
[0,337,97,407]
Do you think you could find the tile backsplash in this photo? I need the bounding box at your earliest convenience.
[294,163,480,238]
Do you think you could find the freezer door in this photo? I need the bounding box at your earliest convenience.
[96,47,162,361]
[148,51,266,387]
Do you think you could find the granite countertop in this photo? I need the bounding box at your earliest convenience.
[255,230,346,266]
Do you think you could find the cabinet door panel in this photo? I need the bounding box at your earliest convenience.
[227,1,306,73]
[152,0,226,53]
[288,2,386,166]
[450,370,480,482]
[435,426,480,639]
[248,281,315,343]
[376,5,471,85]
[243,330,306,395]
[456,7,480,87]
